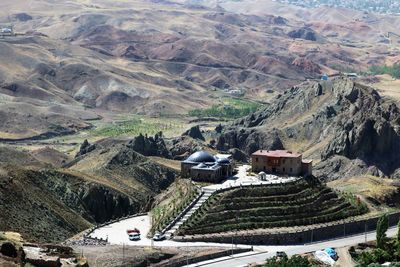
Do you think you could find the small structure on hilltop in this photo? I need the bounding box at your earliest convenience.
[258,171,267,181]
[321,74,329,81]
[181,151,234,183]
[0,25,14,37]
[251,150,312,176]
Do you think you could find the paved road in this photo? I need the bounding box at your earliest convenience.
[187,226,398,267]
[89,215,252,249]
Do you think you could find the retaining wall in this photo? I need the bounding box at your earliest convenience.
[152,248,252,267]
[174,212,400,245]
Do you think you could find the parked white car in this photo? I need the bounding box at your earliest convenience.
[153,232,166,241]
[128,232,141,241]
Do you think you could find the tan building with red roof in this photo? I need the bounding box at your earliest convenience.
[251,150,312,176]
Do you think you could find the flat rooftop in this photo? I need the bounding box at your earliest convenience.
[252,150,301,158]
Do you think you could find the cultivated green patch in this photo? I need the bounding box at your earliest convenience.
[369,64,400,79]
[90,117,183,138]
[189,97,262,119]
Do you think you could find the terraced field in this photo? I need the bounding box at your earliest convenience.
[179,178,368,235]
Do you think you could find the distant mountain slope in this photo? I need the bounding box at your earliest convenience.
[0,0,399,139]
[217,78,400,180]
[0,36,207,140]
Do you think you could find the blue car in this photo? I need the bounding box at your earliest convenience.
[324,248,338,260]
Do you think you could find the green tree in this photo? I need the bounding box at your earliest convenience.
[264,255,311,267]
[397,220,400,243]
[376,214,389,249]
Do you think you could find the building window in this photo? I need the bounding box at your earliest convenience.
[283,167,285,172]
[290,168,293,172]
[255,157,259,162]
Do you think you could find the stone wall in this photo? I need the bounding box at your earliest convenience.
[152,248,252,267]
[174,212,400,245]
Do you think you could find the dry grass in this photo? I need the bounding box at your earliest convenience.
[0,232,23,247]
[372,75,400,102]
[149,157,181,172]
[328,175,398,202]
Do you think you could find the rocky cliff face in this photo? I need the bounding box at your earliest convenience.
[0,137,178,243]
[0,166,140,243]
[216,77,400,180]
[106,142,176,192]
[126,132,172,158]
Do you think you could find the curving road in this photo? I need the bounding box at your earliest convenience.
[90,213,398,267]
[187,226,398,267]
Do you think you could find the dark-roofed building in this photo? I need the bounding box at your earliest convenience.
[181,151,234,183]
[251,149,312,176]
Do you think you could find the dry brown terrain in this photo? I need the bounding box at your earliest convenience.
[0,0,398,139]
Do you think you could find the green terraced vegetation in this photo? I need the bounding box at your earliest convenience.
[179,178,368,235]
[151,182,199,234]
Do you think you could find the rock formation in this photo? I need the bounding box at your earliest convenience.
[127,132,171,158]
[215,78,400,180]
[75,139,96,158]
[288,27,317,41]
[182,125,205,141]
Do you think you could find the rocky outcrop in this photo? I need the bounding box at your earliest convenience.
[0,164,145,243]
[23,244,87,267]
[318,83,400,175]
[14,13,32,21]
[288,27,317,41]
[214,78,400,179]
[107,144,177,192]
[75,139,96,158]
[216,128,283,155]
[127,132,171,158]
[169,136,208,160]
[228,148,249,163]
[81,186,138,223]
[182,125,205,141]
[292,57,321,75]
[1,242,17,258]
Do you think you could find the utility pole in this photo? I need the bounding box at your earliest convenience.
[122,243,125,266]
[236,211,239,249]
[311,228,314,243]
[231,235,234,257]
[186,242,189,266]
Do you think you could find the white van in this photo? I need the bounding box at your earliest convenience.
[128,232,141,241]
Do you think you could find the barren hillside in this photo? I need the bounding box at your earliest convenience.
[0,0,398,140]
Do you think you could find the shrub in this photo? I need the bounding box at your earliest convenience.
[264,255,311,267]
[377,214,389,249]
[369,64,400,79]
[188,98,261,119]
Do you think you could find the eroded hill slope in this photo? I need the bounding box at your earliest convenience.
[217,78,400,179]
